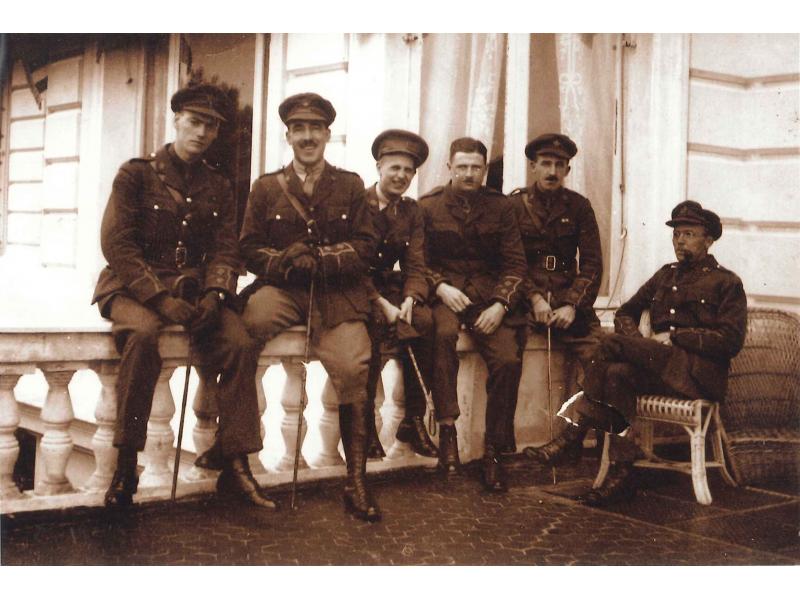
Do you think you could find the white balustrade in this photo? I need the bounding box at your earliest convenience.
[83,362,119,491]
[276,358,308,472]
[0,369,28,499]
[37,365,79,495]
[140,365,177,487]
[0,325,564,514]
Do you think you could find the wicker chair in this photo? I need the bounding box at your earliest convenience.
[592,310,738,505]
[720,309,800,486]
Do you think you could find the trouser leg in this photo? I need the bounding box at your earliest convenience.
[428,303,462,421]
[108,296,164,451]
[193,307,263,458]
[474,324,525,451]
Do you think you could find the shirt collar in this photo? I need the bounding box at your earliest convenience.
[291,158,325,182]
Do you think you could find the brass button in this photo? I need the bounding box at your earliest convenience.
[186,197,192,204]
[669,308,676,315]
[671,286,677,291]
[154,204,159,210]
[182,220,188,226]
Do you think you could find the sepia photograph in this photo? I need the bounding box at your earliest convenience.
[0,1,797,589]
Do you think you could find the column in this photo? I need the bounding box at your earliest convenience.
[140,365,176,487]
[275,359,308,472]
[185,364,219,482]
[84,361,119,491]
[0,369,27,499]
[36,365,77,495]
[313,374,344,467]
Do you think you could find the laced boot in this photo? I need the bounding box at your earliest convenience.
[340,402,382,522]
[217,455,279,510]
[523,423,587,467]
[481,445,508,493]
[194,437,224,471]
[365,397,386,460]
[104,446,139,508]
[436,423,463,476]
[582,462,637,507]
[395,416,438,458]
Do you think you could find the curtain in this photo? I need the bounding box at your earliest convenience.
[417,34,506,195]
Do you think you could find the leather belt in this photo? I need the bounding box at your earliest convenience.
[531,254,573,272]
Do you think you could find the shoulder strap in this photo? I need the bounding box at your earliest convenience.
[276,171,318,238]
[148,161,184,206]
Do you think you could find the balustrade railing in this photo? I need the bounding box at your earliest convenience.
[0,325,568,514]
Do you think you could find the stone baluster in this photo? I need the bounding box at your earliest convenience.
[275,358,308,472]
[83,362,119,491]
[0,368,29,499]
[248,358,273,474]
[384,358,412,459]
[140,364,177,487]
[185,364,219,481]
[36,365,78,495]
[313,375,344,467]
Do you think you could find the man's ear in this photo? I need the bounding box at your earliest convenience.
[565,164,571,177]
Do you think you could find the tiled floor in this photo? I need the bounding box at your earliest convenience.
[1,455,798,566]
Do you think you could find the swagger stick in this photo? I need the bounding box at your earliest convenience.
[291,277,315,510]
[406,345,437,437]
[546,291,556,485]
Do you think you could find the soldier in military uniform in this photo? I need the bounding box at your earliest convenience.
[513,133,604,466]
[93,84,277,509]
[363,129,438,460]
[419,137,528,493]
[554,201,747,505]
[239,93,381,522]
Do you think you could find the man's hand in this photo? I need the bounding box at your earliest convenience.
[398,296,415,325]
[473,302,506,335]
[530,294,552,324]
[279,241,317,277]
[191,291,222,334]
[377,296,401,325]
[436,283,472,314]
[547,305,576,330]
[650,331,673,346]
[155,295,197,325]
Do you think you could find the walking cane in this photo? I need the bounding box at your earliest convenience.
[171,275,200,502]
[546,291,557,485]
[405,345,437,437]
[291,277,315,510]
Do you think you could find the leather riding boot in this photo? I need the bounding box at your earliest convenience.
[104,446,139,508]
[481,445,508,493]
[365,397,386,460]
[436,423,463,476]
[395,416,438,458]
[523,423,587,467]
[339,403,382,522]
[217,454,279,510]
[194,437,224,471]
[582,461,637,507]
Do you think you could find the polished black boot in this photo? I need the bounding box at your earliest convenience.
[340,403,382,522]
[104,446,139,508]
[217,455,279,510]
[194,437,224,471]
[395,416,438,458]
[582,462,637,507]
[523,423,587,467]
[436,423,463,475]
[365,398,386,460]
[481,445,508,493]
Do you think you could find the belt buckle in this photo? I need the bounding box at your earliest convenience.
[545,255,557,271]
[175,245,187,269]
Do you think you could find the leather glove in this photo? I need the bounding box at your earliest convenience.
[190,291,222,334]
[279,241,314,272]
[154,295,198,325]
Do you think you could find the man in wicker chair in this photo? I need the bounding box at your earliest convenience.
[551,201,747,506]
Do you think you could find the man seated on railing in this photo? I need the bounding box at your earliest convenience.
[510,134,603,465]
[548,201,747,506]
[418,137,528,493]
[92,84,277,510]
[362,129,439,460]
[238,93,381,522]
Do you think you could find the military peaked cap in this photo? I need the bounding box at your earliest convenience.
[170,84,228,122]
[666,200,723,240]
[525,133,578,160]
[371,129,429,167]
[279,92,336,126]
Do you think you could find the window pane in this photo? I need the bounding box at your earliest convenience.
[179,33,258,232]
